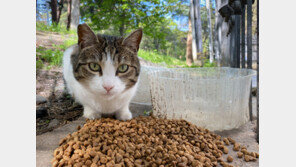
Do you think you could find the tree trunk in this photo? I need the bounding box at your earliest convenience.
[49,0,58,24]
[247,0,252,69]
[214,0,221,66]
[57,0,64,24]
[241,5,246,68]
[67,0,72,30]
[206,0,213,63]
[230,16,236,68]
[218,0,231,67]
[236,15,241,68]
[70,0,80,29]
[256,0,259,143]
[194,0,203,54]
[186,12,194,66]
[190,0,198,62]
[247,0,253,121]
[119,12,125,36]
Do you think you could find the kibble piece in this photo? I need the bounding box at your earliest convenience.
[228,137,236,144]
[223,138,230,145]
[237,152,244,158]
[244,155,251,162]
[90,163,98,167]
[100,156,108,164]
[233,143,240,151]
[241,148,248,154]
[227,155,233,162]
[85,160,92,166]
[255,152,259,158]
[250,152,256,158]
[223,146,229,154]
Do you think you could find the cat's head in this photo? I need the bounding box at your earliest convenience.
[72,23,142,97]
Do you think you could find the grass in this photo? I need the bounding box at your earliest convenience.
[36,22,76,35]
[138,50,188,67]
[36,36,77,69]
[138,50,216,68]
[37,45,216,70]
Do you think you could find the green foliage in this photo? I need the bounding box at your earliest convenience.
[138,49,215,68]
[143,110,152,116]
[36,22,76,35]
[203,59,217,67]
[138,50,187,67]
[36,46,64,68]
[80,0,189,57]
[36,37,77,69]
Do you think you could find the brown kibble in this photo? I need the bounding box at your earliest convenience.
[250,152,256,158]
[223,138,230,145]
[241,148,248,154]
[100,156,108,164]
[244,155,250,162]
[223,146,229,154]
[85,160,92,166]
[227,155,233,162]
[237,152,244,158]
[51,116,257,166]
[228,137,235,144]
[255,152,259,158]
[244,154,256,162]
[77,125,81,130]
[192,160,202,167]
[233,143,240,151]
[90,163,98,167]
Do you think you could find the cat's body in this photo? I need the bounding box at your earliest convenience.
[63,24,142,120]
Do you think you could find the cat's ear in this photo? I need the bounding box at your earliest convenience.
[77,23,99,49]
[122,29,143,52]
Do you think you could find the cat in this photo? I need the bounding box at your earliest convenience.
[63,23,142,121]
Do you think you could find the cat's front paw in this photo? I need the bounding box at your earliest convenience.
[116,110,132,121]
[83,106,101,120]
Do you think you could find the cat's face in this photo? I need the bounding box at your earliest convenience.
[71,24,142,98]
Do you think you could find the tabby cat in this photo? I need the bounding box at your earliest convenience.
[63,23,142,121]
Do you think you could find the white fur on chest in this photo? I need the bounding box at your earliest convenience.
[63,45,138,117]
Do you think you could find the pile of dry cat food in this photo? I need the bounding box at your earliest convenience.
[52,116,258,167]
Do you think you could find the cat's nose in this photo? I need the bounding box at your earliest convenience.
[103,85,114,92]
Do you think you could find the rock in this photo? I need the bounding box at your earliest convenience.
[48,119,59,128]
[36,95,47,104]
[36,107,48,118]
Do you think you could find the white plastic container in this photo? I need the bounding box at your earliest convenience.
[131,66,165,105]
[148,67,256,131]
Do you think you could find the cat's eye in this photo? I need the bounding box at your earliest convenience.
[117,64,129,73]
[88,63,101,72]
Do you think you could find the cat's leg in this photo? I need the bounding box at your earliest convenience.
[115,104,132,121]
[83,106,101,120]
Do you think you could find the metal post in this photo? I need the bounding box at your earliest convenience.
[247,0,253,121]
